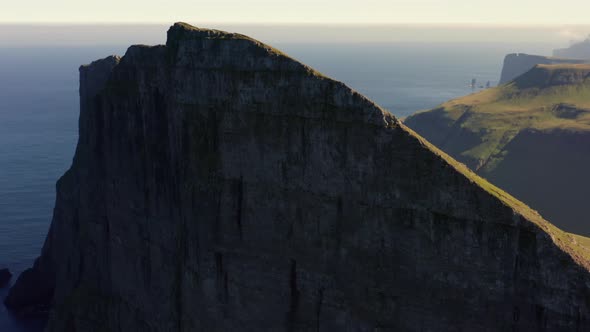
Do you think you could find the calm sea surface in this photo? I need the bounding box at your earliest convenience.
[0,41,553,331]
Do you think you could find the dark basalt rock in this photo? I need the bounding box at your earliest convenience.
[0,268,11,288]
[552,103,590,119]
[4,258,54,315]
[8,23,590,331]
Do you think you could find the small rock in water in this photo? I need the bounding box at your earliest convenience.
[0,268,12,288]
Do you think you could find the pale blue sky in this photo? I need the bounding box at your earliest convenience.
[2,0,590,24]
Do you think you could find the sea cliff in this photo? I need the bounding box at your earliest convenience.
[499,53,586,84]
[6,23,590,331]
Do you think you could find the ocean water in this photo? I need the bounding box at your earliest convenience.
[0,41,553,331]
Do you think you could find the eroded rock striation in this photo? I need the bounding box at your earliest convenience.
[7,23,590,331]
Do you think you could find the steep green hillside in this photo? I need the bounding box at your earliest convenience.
[405,64,590,235]
[407,64,590,171]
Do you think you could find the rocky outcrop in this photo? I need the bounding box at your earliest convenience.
[4,258,54,315]
[513,63,590,89]
[499,53,586,84]
[8,23,590,331]
[554,37,590,60]
[0,268,11,288]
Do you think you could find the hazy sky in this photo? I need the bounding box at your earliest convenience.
[2,0,590,25]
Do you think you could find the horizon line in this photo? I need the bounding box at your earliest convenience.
[2,21,590,28]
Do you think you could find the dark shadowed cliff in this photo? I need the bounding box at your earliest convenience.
[6,23,590,331]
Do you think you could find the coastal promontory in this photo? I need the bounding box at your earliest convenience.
[6,23,590,331]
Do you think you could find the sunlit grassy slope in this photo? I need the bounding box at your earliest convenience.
[406,64,590,171]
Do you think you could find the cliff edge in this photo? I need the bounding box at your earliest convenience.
[499,53,586,85]
[6,23,590,331]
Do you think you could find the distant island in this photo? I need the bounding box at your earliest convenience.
[554,36,590,59]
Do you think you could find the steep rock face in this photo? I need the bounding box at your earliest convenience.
[513,63,590,89]
[499,53,586,84]
[8,23,590,331]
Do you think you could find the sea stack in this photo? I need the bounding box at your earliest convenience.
[6,23,590,331]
